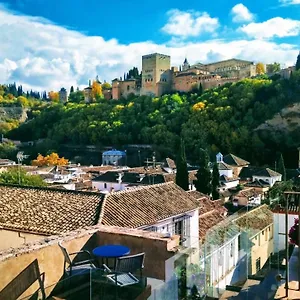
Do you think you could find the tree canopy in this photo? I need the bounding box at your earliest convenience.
[175,139,189,190]
[4,72,300,167]
[0,168,46,187]
[195,149,212,195]
[296,52,300,71]
[32,152,69,166]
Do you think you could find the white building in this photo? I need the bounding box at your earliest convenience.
[102,149,126,166]
[240,167,282,187]
[101,182,200,249]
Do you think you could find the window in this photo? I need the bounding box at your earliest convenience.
[104,183,107,189]
[256,258,261,273]
[230,243,233,257]
[219,250,223,265]
[127,85,130,91]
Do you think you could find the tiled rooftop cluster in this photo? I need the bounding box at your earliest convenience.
[0,185,103,235]
[102,182,199,228]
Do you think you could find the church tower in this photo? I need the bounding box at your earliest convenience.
[182,58,190,71]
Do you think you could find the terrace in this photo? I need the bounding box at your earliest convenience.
[0,225,182,300]
[1,192,300,299]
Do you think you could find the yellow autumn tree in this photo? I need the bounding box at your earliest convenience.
[256,62,265,75]
[48,91,59,102]
[32,152,69,166]
[192,102,206,111]
[92,80,103,99]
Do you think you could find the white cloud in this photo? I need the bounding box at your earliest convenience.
[161,9,219,38]
[240,17,300,39]
[231,4,255,23]
[0,7,298,92]
[279,0,300,5]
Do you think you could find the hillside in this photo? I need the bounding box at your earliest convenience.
[5,71,300,167]
[0,84,49,134]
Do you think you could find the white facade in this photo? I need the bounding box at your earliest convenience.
[273,212,297,253]
[141,209,199,249]
[219,168,233,178]
[92,179,128,193]
[219,179,239,191]
[202,234,240,291]
[252,174,281,187]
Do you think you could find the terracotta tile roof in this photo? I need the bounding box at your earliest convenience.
[81,166,116,173]
[188,170,197,181]
[127,166,165,174]
[0,185,103,235]
[234,205,273,235]
[223,154,250,167]
[101,182,199,228]
[163,173,176,183]
[187,190,208,200]
[140,174,165,185]
[199,210,227,241]
[187,191,228,241]
[165,158,176,169]
[239,166,281,180]
[217,161,232,170]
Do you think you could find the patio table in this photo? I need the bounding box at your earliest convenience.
[93,245,130,269]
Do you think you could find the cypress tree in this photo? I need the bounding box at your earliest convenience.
[70,86,74,94]
[195,149,212,195]
[212,162,220,200]
[296,52,300,71]
[175,139,189,190]
[278,153,286,181]
[199,83,203,95]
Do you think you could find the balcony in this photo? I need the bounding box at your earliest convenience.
[0,225,180,300]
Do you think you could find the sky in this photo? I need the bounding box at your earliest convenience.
[0,0,299,92]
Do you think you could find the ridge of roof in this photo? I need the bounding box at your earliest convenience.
[107,181,174,195]
[0,183,100,196]
[102,182,199,228]
[0,185,103,235]
[223,154,250,166]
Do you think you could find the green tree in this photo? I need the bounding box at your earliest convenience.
[70,86,74,94]
[296,52,300,71]
[0,168,46,187]
[278,153,286,181]
[212,162,220,200]
[175,139,189,190]
[195,149,212,195]
[267,62,281,74]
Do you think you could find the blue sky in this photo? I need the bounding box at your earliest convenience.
[0,0,299,91]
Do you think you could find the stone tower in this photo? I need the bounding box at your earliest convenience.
[182,58,190,71]
[58,87,68,103]
[83,80,93,103]
[141,53,171,96]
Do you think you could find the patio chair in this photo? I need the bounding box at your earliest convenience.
[103,252,145,287]
[58,242,96,277]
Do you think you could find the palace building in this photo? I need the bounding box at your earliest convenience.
[111,53,259,99]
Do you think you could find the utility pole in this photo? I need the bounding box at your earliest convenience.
[16,152,29,185]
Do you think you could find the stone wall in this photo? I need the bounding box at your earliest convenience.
[0,229,45,251]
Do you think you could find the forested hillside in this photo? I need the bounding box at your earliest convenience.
[5,71,300,166]
[0,83,49,134]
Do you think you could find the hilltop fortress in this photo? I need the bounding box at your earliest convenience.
[111,53,258,99]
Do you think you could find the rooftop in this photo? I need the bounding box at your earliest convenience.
[223,153,250,167]
[101,182,199,228]
[0,184,103,235]
[0,182,199,236]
